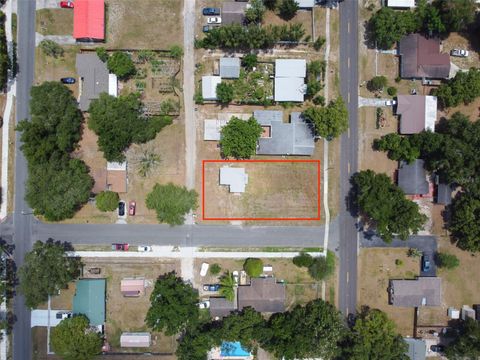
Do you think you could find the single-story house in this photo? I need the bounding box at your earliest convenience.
[389,277,442,307]
[73,279,106,327]
[202,76,222,101]
[404,338,426,360]
[204,119,229,141]
[462,305,476,321]
[398,34,450,79]
[274,59,307,102]
[436,183,454,205]
[296,0,315,8]
[30,310,71,328]
[76,53,109,111]
[238,277,285,313]
[398,159,429,195]
[120,278,145,297]
[222,1,248,25]
[73,0,105,41]
[120,332,151,347]
[220,167,248,193]
[387,0,416,8]
[106,161,127,193]
[209,297,236,318]
[254,110,315,156]
[396,95,436,134]
[220,57,241,79]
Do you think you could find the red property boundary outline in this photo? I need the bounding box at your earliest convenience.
[202,159,321,221]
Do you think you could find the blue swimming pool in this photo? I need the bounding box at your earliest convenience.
[220,342,251,357]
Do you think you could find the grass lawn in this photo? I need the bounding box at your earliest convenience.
[36,9,73,35]
[105,0,183,49]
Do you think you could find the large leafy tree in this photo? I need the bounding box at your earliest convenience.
[216,82,235,104]
[450,191,480,252]
[303,97,348,139]
[145,272,199,336]
[368,7,418,49]
[259,299,345,360]
[351,170,427,242]
[373,133,420,164]
[220,116,262,159]
[446,318,480,359]
[19,240,81,308]
[245,0,266,24]
[435,0,477,32]
[221,307,265,349]
[343,308,408,360]
[95,191,119,212]
[0,11,8,89]
[308,251,335,281]
[279,0,299,20]
[88,93,171,162]
[433,68,480,108]
[107,51,136,79]
[176,324,221,360]
[50,315,102,360]
[219,272,235,302]
[145,183,198,225]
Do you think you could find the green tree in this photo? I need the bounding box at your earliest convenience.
[415,0,445,34]
[279,0,299,20]
[308,251,335,281]
[352,170,427,242]
[450,191,480,252]
[216,82,235,104]
[95,47,108,62]
[134,149,161,177]
[219,271,235,301]
[242,53,258,71]
[170,44,184,59]
[303,97,349,139]
[146,272,199,335]
[367,76,388,92]
[368,7,418,49]
[306,80,322,98]
[50,315,102,360]
[0,12,8,89]
[39,39,64,58]
[19,240,82,308]
[435,0,477,32]
[293,252,314,268]
[245,0,266,24]
[259,299,345,359]
[220,116,262,159]
[176,325,221,360]
[407,248,422,258]
[107,51,136,79]
[373,133,420,164]
[387,86,397,96]
[343,308,408,360]
[433,68,480,108]
[95,191,119,212]
[243,258,263,277]
[221,307,265,349]
[145,183,198,225]
[263,0,277,10]
[210,263,222,275]
[446,318,480,359]
[436,252,460,269]
[313,36,326,51]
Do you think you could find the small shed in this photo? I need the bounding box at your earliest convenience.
[462,305,476,320]
[120,332,151,347]
[220,167,248,193]
[448,307,460,319]
[387,0,415,8]
[436,183,453,205]
[120,278,145,297]
[220,58,241,79]
[202,76,222,101]
[204,119,229,141]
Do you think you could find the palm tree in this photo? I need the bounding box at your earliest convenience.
[135,150,161,177]
[219,271,235,302]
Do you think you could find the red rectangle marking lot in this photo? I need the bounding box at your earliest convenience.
[202,159,321,221]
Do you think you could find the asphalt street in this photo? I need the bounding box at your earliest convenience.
[338,0,359,316]
[12,1,36,360]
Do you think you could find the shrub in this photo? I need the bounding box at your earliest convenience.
[169,45,183,59]
[367,76,387,92]
[308,252,335,281]
[313,95,325,106]
[243,258,263,277]
[313,36,325,51]
[39,39,64,58]
[95,191,119,212]
[216,82,235,104]
[242,53,258,71]
[107,52,136,79]
[210,263,222,275]
[436,252,459,269]
[293,252,314,268]
[387,86,397,96]
[395,259,403,266]
[394,76,402,83]
[95,47,108,62]
[279,0,299,20]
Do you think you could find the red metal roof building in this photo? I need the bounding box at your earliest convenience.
[73,0,105,41]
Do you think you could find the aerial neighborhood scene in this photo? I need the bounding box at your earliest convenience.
[2,0,480,359]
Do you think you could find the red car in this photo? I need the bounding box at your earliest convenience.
[60,1,74,8]
[112,243,129,251]
[129,201,136,216]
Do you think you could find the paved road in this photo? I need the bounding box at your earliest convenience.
[338,0,359,316]
[12,1,36,360]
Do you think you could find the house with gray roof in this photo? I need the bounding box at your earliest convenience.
[222,1,247,25]
[254,110,315,156]
[220,167,248,193]
[389,277,442,307]
[76,53,109,111]
[398,159,429,195]
[220,57,241,78]
[404,338,426,360]
[274,59,307,102]
[238,277,285,313]
[202,76,222,100]
[210,297,236,318]
[436,183,454,205]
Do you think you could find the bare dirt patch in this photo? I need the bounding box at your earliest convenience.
[36,9,73,35]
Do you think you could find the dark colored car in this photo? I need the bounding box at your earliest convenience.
[60,77,76,84]
[202,7,220,15]
[422,254,431,272]
[112,243,129,251]
[203,284,220,291]
[430,344,445,352]
[118,201,125,217]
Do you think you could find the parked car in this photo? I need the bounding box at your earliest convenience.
[198,300,210,309]
[138,245,152,252]
[88,267,101,274]
[56,311,72,320]
[200,263,209,277]
[422,254,431,272]
[60,77,76,84]
[450,49,469,57]
[385,99,396,106]
[232,270,239,285]
[128,201,136,216]
[430,344,445,352]
[202,7,220,15]
[202,25,217,33]
[60,1,74,8]
[112,243,129,251]
[207,17,222,24]
[203,284,220,292]
[118,201,126,217]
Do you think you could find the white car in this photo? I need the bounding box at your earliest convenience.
[450,49,469,57]
[138,245,152,252]
[200,262,209,277]
[198,300,210,309]
[385,99,397,106]
[207,16,222,24]
[232,271,239,285]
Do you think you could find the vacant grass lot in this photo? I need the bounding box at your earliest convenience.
[36,9,73,35]
[106,0,183,49]
[34,46,79,88]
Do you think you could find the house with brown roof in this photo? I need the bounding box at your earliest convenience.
[120,278,145,297]
[389,277,442,307]
[237,277,285,313]
[397,95,437,134]
[398,34,450,79]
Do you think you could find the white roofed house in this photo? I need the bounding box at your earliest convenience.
[387,0,416,8]
[274,59,307,102]
[202,76,222,101]
[220,167,248,193]
[295,0,315,8]
[220,58,241,79]
[120,332,151,348]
